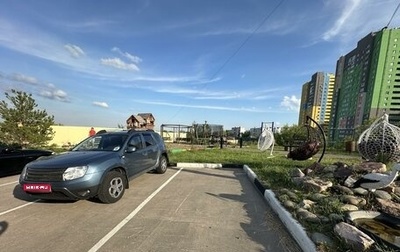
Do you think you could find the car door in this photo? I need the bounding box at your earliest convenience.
[142,133,159,169]
[124,134,148,177]
[0,148,26,176]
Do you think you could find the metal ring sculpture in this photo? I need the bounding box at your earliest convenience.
[287,116,326,163]
[357,114,400,163]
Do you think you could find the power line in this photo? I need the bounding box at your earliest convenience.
[208,0,286,81]
[168,0,286,122]
[386,0,400,28]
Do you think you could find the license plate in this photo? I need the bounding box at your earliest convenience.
[23,183,52,193]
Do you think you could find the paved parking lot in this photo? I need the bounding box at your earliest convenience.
[0,166,301,252]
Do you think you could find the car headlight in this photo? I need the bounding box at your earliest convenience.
[20,166,28,180]
[63,166,88,181]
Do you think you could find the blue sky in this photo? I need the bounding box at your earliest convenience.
[0,0,399,131]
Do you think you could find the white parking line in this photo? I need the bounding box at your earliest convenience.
[0,181,18,187]
[0,200,40,217]
[88,168,183,252]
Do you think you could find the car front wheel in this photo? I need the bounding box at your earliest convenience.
[155,155,168,174]
[98,170,126,204]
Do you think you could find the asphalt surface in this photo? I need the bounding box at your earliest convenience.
[0,166,302,252]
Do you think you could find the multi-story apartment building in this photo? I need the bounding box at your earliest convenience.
[298,72,335,131]
[330,27,400,141]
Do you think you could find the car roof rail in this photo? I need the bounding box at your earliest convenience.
[128,128,155,132]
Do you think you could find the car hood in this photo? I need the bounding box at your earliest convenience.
[27,151,118,168]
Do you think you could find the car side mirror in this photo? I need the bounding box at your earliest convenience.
[126,146,137,153]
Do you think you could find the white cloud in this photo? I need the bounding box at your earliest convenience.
[10,73,38,85]
[92,101,109,108]
[135,100,267,112]
[322,0,361,41]
[39,88,68,102]
[64,44,85,58]
[100,58,140,71]
[280,95,300,111]
[111,47,142,64]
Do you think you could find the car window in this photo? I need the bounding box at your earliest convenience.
[72,134,127,151]
[128,135,143,150]
[143,133,155,147]
[100,135,126,151]
[152,133,163,144]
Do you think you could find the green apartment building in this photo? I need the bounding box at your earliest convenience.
[330,27,400,141]
[299,72,335,131]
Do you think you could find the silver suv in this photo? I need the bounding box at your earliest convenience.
[19,129,169,203]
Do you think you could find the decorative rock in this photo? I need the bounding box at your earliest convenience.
[380,185,395,193]
[308,193,328,201]
[332,185,354,195]
[302,177,333,193]
[334,222,375,251]
[341,195,366,206]
[322,164,337,173]
[296,208,320,223]
[280,188,290,194]
[286,191,299,201]
[353,161,386,174]
[376,198,400,217]
[311,232,334,246]
[395,186,400,195]
[278,194,290,202]
[298,199,315,210]
[333,166,353,180]
[343,176,357,188]
[392,193,400,203]
[353,187,368,196]
[283,200,297,210]
[373,190,392,200]
[340,204,359,212]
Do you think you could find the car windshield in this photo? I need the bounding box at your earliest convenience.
[72,134,128,151]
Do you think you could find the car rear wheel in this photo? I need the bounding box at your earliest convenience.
[98,170,126,204]
[155,155,168,174]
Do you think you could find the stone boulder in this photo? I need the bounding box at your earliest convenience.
[334,222,374,251]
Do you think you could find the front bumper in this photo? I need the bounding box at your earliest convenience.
[20,173,102,201]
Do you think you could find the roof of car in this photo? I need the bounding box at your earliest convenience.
[96,129,155,135]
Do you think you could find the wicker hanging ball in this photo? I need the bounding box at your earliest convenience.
[357,114,400,163]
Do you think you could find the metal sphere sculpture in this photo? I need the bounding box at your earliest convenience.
[357,114,400,163]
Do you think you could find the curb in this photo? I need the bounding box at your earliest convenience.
[176,162,317,252]
[243,165,317,252]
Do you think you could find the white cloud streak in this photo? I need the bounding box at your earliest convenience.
[39,88,68,102]
[111,47,142,64]
[135,100,267,112]
[64,44,85,58]
[100,58,140,71]
[92,101,109,108]
[322,0,362,41]
[10,73,38,85]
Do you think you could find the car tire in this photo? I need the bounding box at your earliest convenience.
[155,155,168,174]
[98,170,126,204]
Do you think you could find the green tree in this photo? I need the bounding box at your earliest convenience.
[274,124,307,146]
[0,89,55,147]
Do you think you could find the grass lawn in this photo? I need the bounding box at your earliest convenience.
[167,144,362,190]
